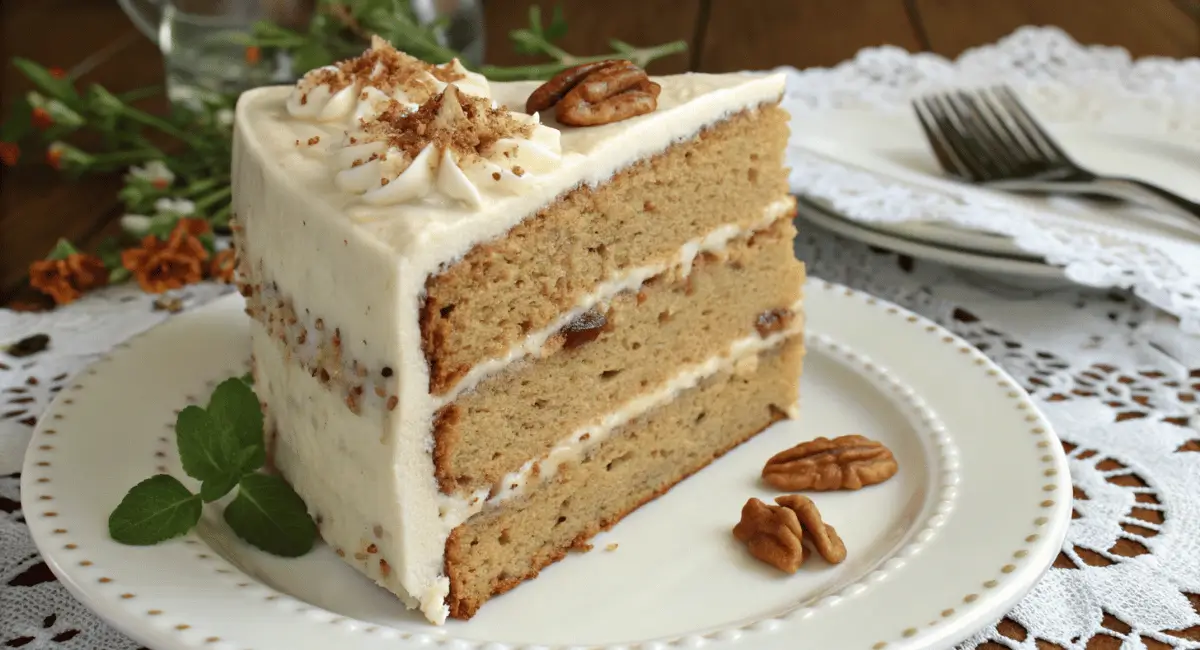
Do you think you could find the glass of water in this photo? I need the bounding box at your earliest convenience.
[117,0,311,107]
[118,0,486,108]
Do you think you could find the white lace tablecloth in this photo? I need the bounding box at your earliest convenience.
[2,27,1199,650]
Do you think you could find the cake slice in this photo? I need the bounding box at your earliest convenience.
[233,39,804,624]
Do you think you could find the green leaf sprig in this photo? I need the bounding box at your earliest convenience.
[108,378,317,557]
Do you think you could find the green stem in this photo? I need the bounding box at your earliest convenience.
[90,149,163,166]
[210,203,233,228]
[477,40,687,80]
[116,86,166,104]
[116,105,207,150]
[193,185,232,212]
[181,177,225,198]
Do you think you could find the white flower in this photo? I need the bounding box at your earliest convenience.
[130,160,175,189]
[120,214,153,236]
[154,197,196,216]
[216,109,234,128]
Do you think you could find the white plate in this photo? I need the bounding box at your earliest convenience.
[798,201,1067,282]
[794,110,1200,255]
[22,281,1072,650]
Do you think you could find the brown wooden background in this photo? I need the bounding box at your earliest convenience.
[2,0,1200,306]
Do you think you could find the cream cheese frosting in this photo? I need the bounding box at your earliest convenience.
[233,45,789,625]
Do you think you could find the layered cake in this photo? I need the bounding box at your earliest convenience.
[233,39,804,623]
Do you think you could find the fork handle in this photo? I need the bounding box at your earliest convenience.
[1093,177,1200,221]
[991,176,1200,222]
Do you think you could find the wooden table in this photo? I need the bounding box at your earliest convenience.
[2,0,1199,307]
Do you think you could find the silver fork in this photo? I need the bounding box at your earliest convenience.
[912,86,1200,221]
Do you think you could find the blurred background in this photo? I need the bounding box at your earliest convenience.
[2,0,1199,307]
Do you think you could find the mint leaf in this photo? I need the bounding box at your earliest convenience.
[207,378,264,474]
[239,372,253,385]
[223,474,316,557]
[46,239,79,261]
[109,474,201,545]
[175,405,229,482]
[199,473,239,503]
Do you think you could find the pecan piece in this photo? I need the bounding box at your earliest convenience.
[732,496,845,573]
[763,435,898,491]
[525,59,661,126]
[755,308,794,337]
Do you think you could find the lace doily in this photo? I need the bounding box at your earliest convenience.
[780,26,1200,335]
[3,26,1200,650]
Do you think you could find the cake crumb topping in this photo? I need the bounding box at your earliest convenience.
[363,85,533,166]
[305,35,463,106]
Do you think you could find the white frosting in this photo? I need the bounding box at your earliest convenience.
[233,67,788,625]
[286,39,490,123]
[330,85,563,208]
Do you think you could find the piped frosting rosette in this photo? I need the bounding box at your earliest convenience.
[331,85,563,208]
[286,36,491,124]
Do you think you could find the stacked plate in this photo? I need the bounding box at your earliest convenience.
[789,106,1200,281]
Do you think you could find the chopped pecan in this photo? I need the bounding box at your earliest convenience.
[732,496,845,573]
[763,435,898,491]
[525,59,661,126]
[755,308,794,337]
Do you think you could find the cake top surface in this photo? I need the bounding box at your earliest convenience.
[234,41,786,269]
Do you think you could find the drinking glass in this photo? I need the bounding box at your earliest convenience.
[119,0,485,109]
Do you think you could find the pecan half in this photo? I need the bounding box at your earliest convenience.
[732,496,845,573]
[525,59,661,126]
[762,435,898,491]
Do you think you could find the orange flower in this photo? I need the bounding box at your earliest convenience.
[32,107,53,130]
[121,220,211,293]
[209,249,237,283]
[245,46,261,65]
[48,67,67,79]
[46,144,63,169]
[0,142,18,166]
[29,253,108,305]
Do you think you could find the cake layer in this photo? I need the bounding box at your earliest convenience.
[421,104,790,395]
[444,335,804,619]
[434,215,803,497]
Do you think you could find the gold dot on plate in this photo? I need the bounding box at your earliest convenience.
[983,580,999,589]
[903,627,918,637]
[1026,534,1039,543]
[43,512,58,517]
[64,543,76,549]
[942,609,955,617]
[1041,455,1053,462]
[148,610,162,616]
[1032,427,1045,434]
[43,429,56,434]
[38,444,53,451]
[98,577,112,584]
[1043,484,1056,492]
[1001,564,1016,574]
[926,326,937,332]
[1014,550,1029,558]
[175,624,190,631]
[1025,415,1038,422]
[1035,517,1048,525]
[37,478,50,483]
[35,461,49,467]
[1045,469,1058,477]
[964,594,979,603]
[1041,500,1055,508]
[53,528,67,534]
[873,643,887,650]
[79,560,92,567]
[205,637,220,644]
[1008,391,1019,398]
[39,495,52,501]
[120,593,135,599]
[1037,441,1050,448]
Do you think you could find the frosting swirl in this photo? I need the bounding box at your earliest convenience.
[286,36,491,123]
[332,85,562,208]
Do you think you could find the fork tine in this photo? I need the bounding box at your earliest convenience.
[927,92,1005,182]
[966,89,1042,174]
[946,90,1024,177]
[912,97,969,178]
[992,86,1073,167]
